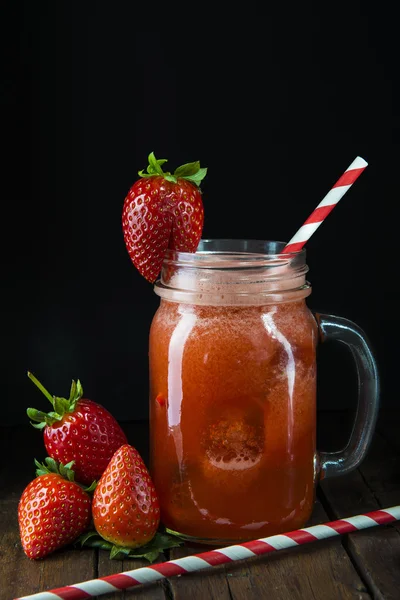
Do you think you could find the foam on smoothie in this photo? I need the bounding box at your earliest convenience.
[156,256,309,306]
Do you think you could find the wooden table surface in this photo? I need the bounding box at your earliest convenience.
[1,410,399,600]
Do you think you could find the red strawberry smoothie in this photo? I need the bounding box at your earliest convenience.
[149,247,318,542]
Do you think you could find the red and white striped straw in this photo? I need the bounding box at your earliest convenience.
[15,505,400,600]
[283,155,368,253]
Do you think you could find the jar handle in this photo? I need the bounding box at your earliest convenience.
[314,312,380,479]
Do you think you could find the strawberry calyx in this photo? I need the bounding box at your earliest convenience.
[27,371,83,429]
[77,529,183,563]
[138,151,207,187]
[34,457,97,493]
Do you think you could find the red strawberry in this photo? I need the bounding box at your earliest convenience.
[27,372,128,486]
[92,444,160,548]
[18,458,93,559]
[122,152,207,282]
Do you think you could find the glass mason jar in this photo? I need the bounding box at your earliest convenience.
[149,240,379,544]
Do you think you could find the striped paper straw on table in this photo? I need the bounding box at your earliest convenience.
[283,156,368,253]
[15,505,400,600]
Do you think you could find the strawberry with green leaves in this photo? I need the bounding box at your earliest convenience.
[92,444,160,549]
[27,372,128,486]
[122,152,207,282]
[18,458,93,559]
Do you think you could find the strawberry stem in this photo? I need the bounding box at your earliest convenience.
[27,371,55,407]
[27,373,84,428]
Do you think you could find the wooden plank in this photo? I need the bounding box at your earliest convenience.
[319,413,400,600]
[0,493,97,599]
[225,500,370,600]
[2,414,399,599]
[0,425,97,599]
[97,551,168,599]
[320,472,400,600]
[357,431,400,529]
[168,500,370,599]
[0,423,154,599]
[168,542,233,600]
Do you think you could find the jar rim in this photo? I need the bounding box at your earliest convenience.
[155,239,310,306]
[163,239,306,269]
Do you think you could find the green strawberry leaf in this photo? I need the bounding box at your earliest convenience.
[33,456,97,492]
[26,408,48,429]
[139,152,169,178]
[53,395,71,415]
[164,173,178,183]
[34,457,59,476]
[174,162,207,186]
[110,545,131,560]
[59,461,75,481]
[126,531,183,562]
[69,379,77,400]
[165,527,187,538]
[134,549,160,563]
[33,456,96,490]
[46,411,63,422]
[77,529,184,563]
[44,457,60,472]
[147,152,168,176]
[27,408,49,423]
[137,152,207,188]
[84,480,97,494]
[174,161,200,177]
[68,379,83,411]
[30,421,47,430]
[77,531,114,551]
[77,530,98,545]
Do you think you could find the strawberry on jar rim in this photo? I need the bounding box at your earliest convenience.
[122,152,207,283]
[26,372,128,486]
[18,458,93,559]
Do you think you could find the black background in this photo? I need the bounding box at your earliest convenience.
[2,3,398,426]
